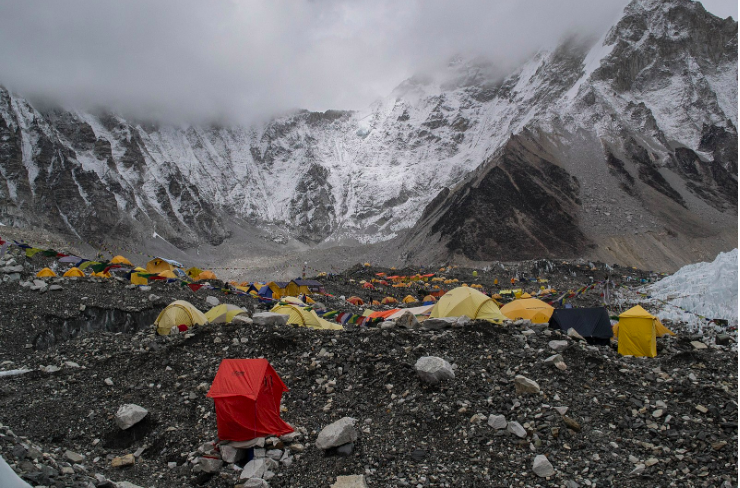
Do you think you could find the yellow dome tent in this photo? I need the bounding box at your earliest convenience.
[36,268,57,278]
[613,305,675,357]
[197,270,217,281]
[146,258,176,274]
[131,273,148,285]
[520,292,533,299]
[110,255,134,267]
[381,297,398,305]
[186,267,203,280]
[134,266,147,272]
[270,304,343,330]
[500,298,554,323]
[158,270,178,279]
[92,271,111,278]
[63,267,85,278]
[430,287,506,323]
[402,295,418,304]
[155,300,208,335]
[205,304,249,324]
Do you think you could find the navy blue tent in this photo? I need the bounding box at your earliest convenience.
[258,285,274,303]
[548,307,613,345]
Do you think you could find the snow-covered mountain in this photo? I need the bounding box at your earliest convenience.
[0,0,736,268]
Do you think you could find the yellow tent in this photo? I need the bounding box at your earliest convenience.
[402,295,418,304]
[155,300,208,335]
[36,268,57,277]
[520,292,533,299]
[146,258,175,274]
[205,304,249,324]
[283,281,300,297]
[430,287,506,323]
[270,304,343,330]
[280,296,307,306]
[131,272,148,285]
[266,282,287,300]
[110,255,134,267]
[613,305,674,357]
[63,267,85,278]
[158,270,178,279]
[134,266,147,272]
[500,298,554,323]
[186,267,203,280]
[92,271,111,278]
[197,270,217,281]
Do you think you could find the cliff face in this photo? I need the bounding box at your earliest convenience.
[0,0,735,268]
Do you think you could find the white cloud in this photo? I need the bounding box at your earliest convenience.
[0,0,633,123]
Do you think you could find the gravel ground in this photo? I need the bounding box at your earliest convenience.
[0,249,736,488]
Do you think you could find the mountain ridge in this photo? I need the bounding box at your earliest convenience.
[0,0,735,271]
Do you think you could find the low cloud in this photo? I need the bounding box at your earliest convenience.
[0,0,634,124]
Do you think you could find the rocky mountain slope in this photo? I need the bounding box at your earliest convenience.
[0,0,736,270]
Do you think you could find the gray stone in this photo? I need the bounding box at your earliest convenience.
[548,340,569,352]
[415,356,455,384]
[265,449,282,460]
[115,404,148,430]
[315,417,358,450]
[532,454,555,477]
[40,365,61,373]
[2,265,23,273]
[279,431,301,442]
[543,354,563,366]
[554,406,569,416]
[5,273,20,282]
[230,438,265,449]
[139,286,151,292]
[690,341,708,350]
[242,479,270,488]
[715,334,734,346]
[116,482,145,488]
[566,328,585,341]
[629,464,646,476]
[197,457,223,473]
[219,444,246,464]
[252,312,289,327]
[232,315,253,325]
[380,321,396,330]
[487,414,507,430]
[395,311,419,329]
[148,294,161,302]
[64,450,85,463]
[49,285,62,291]
[507,421,527,438]
[421,317,457,330]
[206,296,220,307]
[331,475,368,488]
[240,458,267,479]
[514,375,540,394]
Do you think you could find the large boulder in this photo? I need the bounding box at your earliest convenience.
[115,404,148,430]
[415,356,455,384]
[421,317,457,330]
[395,311,420,329]
[252,312,289,327]
[548,340,569,352]
[315,417,358,450]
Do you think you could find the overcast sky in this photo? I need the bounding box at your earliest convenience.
[0,0,734,124]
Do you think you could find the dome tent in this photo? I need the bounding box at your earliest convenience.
[430,287,506,323]
[500,298,554,323]
[155,300,208,335]
[205,304,249,324]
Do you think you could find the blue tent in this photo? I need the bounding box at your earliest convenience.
[258,285,273,303]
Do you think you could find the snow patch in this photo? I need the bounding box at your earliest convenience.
[647,249,738,329]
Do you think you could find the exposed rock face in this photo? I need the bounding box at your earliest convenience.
[0,0,735,267]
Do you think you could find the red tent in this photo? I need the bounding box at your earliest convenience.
[206,359,293,442]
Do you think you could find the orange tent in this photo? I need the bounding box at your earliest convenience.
[347,296,364,306]
[381,297,398,305]
[362,282,375,289]
[198,270,217,280]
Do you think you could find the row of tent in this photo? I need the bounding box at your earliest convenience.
[154,285,672,358]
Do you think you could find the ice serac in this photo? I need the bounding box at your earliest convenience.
[0,0,735,269]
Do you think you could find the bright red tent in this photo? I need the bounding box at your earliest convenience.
[206,359,293,441]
